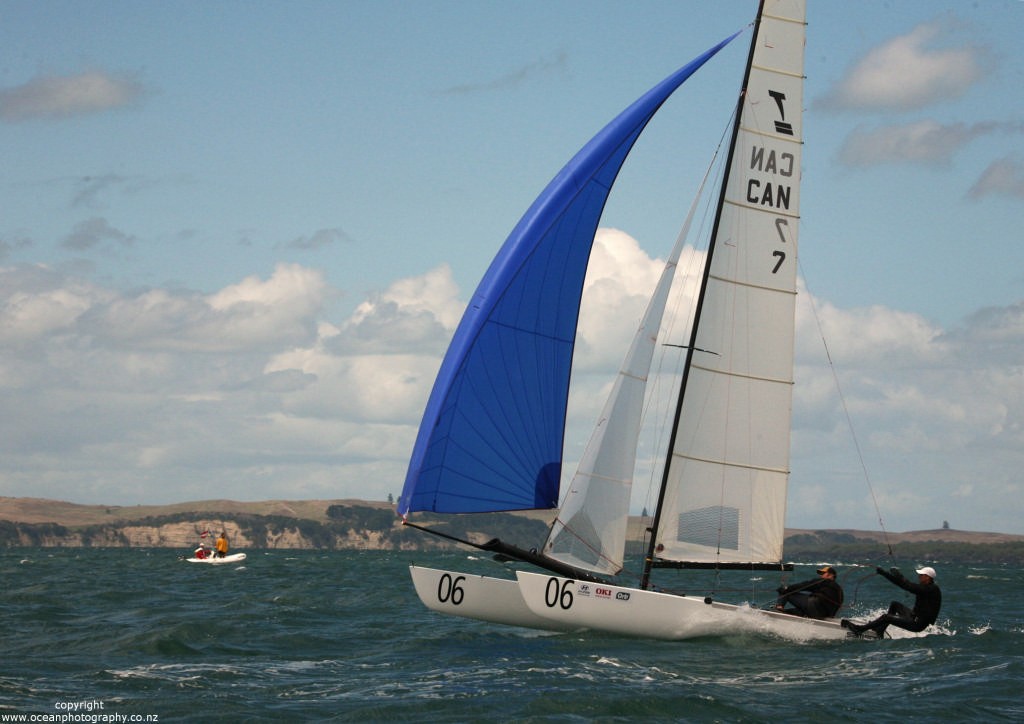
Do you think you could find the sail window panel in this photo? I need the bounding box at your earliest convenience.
[657,459,787,564]
[673,366,794,473]
[677,506,740,550]
[694,279,796,385]
[545,473,630,575]
[546,509,605,567]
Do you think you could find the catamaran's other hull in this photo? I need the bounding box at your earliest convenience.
[516,571,848,641]
[185,553,247,564]
[409,566,579,632]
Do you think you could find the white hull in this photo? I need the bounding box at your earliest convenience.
[516,571,847,642]
[409,566,847,641]
[185,552,247,564]
[409,566,579,632]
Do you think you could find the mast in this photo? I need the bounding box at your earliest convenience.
[640,0,767,591]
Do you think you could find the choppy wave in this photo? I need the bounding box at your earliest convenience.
[1,550,1021,721]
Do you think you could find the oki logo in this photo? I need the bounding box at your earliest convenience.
[595,587,612,598]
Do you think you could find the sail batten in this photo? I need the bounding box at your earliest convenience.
[672,453,789,476]
[722,198,800,218]
[707,275,798,295]
[690,362,794,386]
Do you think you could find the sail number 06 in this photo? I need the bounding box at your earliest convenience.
[544,577,574,610]
[436,573,465,605]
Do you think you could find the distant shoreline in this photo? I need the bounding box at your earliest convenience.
[2,496,1020,540]
[2,497,1022,561]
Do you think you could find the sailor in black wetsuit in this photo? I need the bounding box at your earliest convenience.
[842,566,942,637]
[774,565,844,619]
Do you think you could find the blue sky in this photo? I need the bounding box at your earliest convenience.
[2,1,1023,535]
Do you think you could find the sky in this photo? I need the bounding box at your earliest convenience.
[1,1,1023,535]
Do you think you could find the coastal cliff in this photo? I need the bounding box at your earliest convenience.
[0,497,549,552]
[2,497,1022,563]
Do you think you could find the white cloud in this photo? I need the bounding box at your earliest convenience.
[575,229,662,368]
[0,267,107,346]
[819,21,983,112]
[790,289,1024,531]
[1,232,1022,532]
[837,120,1015,167]
[796,292,943,366]
[0,262,335,501]
[61,263,328,352]
[0,71,144,121]
[347,263,464,339]
[576,228,704,369]
[263,265,466,425]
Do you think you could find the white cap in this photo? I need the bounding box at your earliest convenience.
[915,566,937,579]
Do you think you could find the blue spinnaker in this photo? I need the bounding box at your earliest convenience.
[399,32,740,516]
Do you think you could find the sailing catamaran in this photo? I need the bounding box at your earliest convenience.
[399,0,844,641]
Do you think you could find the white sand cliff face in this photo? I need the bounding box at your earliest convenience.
[3,518,424,550]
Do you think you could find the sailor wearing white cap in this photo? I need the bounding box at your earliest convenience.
[841,565,942,638]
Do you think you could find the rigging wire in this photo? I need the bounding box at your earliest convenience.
[797,260,894,559]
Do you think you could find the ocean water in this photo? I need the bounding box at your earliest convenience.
[1,548,1020,722]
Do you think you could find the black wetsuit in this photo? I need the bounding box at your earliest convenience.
[850,568,942,636]
[776,577,844,619]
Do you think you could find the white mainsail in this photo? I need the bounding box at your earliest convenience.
[653,0,805,566]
